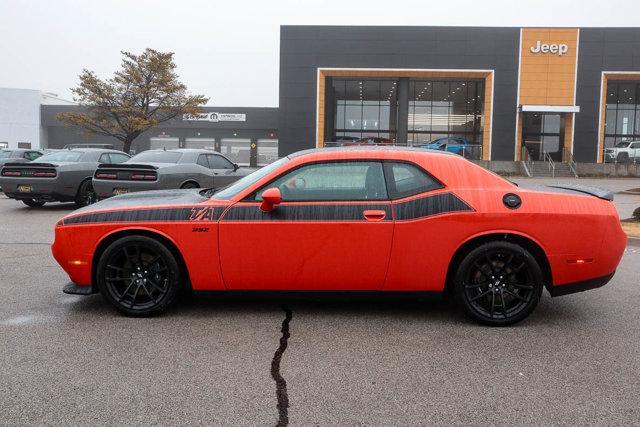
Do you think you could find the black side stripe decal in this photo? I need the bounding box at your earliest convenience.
[62,206,223,225]
[222,204,392,221]
[60,193,471,225]
[393,192,473,221]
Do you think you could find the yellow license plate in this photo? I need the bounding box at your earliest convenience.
[113,188,128,195]
[18,185,32,193]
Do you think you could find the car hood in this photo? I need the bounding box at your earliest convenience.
[71,189,210,214]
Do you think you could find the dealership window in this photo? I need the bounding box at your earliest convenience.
[408,80,484,146]
[332,79,398,143]
[604,81,640,152]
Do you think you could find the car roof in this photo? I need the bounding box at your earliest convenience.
[288,146,458,159]
[138,149,217,154]
[55,148,126,153]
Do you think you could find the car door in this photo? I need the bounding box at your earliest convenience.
[218,160,395,290]
[196,154,215,187]
[208,153,240,187]
[631,142,640,161]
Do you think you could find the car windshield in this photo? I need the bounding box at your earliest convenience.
[0,150,12,158]
[37,151,84,162]
[213,157,289,200]
[615,142,631,148]
[129,151,183,163]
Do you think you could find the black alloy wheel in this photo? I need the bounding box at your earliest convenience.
[75,179,97,207]
[617,152,630,164]
[455,241,543,326]
[180,182,199,189]
[22,198,46,208]
[97,236,181,316]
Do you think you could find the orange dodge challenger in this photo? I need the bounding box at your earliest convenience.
[52,147,626,325]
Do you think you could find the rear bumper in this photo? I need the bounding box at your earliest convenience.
[1,178,75,202]
[63,282,97,295]
[93,179,160,198]
[549,272,615,297]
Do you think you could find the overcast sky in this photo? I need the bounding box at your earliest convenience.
[1,0,639,107]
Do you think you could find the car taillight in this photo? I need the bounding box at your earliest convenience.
[2,170,21,176]
[33,171,56,177]
[131,173,156,181]
[95,172,118,180]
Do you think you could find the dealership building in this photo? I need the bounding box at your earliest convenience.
[4,26,640,168]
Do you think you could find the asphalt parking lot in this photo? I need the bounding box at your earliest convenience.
[1,179,640,425]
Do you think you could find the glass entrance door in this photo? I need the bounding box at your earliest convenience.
[522,113,565,161]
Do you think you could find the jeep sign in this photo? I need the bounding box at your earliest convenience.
[530,40,569,56]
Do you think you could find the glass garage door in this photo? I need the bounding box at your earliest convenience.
[185,138,216,150]
[256,139,278,166]
[220,138,251,166]
[149,137,179,150]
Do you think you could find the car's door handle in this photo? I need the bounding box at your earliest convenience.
[363,209,386,221]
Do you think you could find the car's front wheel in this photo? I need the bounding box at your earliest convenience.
[617,152,630,163]
[96,236,182,316]
[454,241,543,326]
[22,199,45,208]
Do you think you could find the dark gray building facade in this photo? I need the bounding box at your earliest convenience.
[279,26,640,163]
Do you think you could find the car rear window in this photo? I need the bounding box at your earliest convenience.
[130,151,182,163]
[37,151,83,162]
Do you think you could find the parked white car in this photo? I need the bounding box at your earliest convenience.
[604,140,640,163]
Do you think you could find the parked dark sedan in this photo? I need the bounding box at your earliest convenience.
[0,148,44,166]
[92,149,252,199]
[0,148,130,207]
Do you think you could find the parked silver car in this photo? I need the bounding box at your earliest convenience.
[0,148,44,166]
[0,148,130,207]
[92,149,252,199]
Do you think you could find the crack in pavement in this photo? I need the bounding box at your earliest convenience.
[271,306,292,427]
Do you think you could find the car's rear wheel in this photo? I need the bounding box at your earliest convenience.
[454,241,543,326]
[22,199,45,208]
[75,179,96,207]
[97,236,181,316]
[180,182,199,189]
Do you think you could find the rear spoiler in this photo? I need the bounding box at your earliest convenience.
[97,163,158,170]
[548,184,614,201]
[2,162,58,168]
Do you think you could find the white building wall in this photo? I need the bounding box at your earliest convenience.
[0,88,42,149]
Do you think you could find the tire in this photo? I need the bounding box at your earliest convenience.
[617,152,630,164]
[96,235,182,316]
[454,241,543,326]
[180,182,199,189]
[75,179,96,207]
[22,199,45,208]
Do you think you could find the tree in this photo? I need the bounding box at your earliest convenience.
[58,48,208,153]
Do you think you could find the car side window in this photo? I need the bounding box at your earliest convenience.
[631,142,640,149]
[385,162,443,199]
[208,154,234,170]
[109,153,130,164]
[197,154,210,168]
[255,161,388,202]
[98,153,111,163]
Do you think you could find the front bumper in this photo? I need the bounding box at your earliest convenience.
[93,179,160,199]
[63,282,97,295]
[549,272,615,297]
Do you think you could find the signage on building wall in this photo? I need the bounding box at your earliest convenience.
[530,41,569,56]
[183,112,246,122]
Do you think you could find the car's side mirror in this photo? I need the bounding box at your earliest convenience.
[233,163,239,171]
[260,187,282,212]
